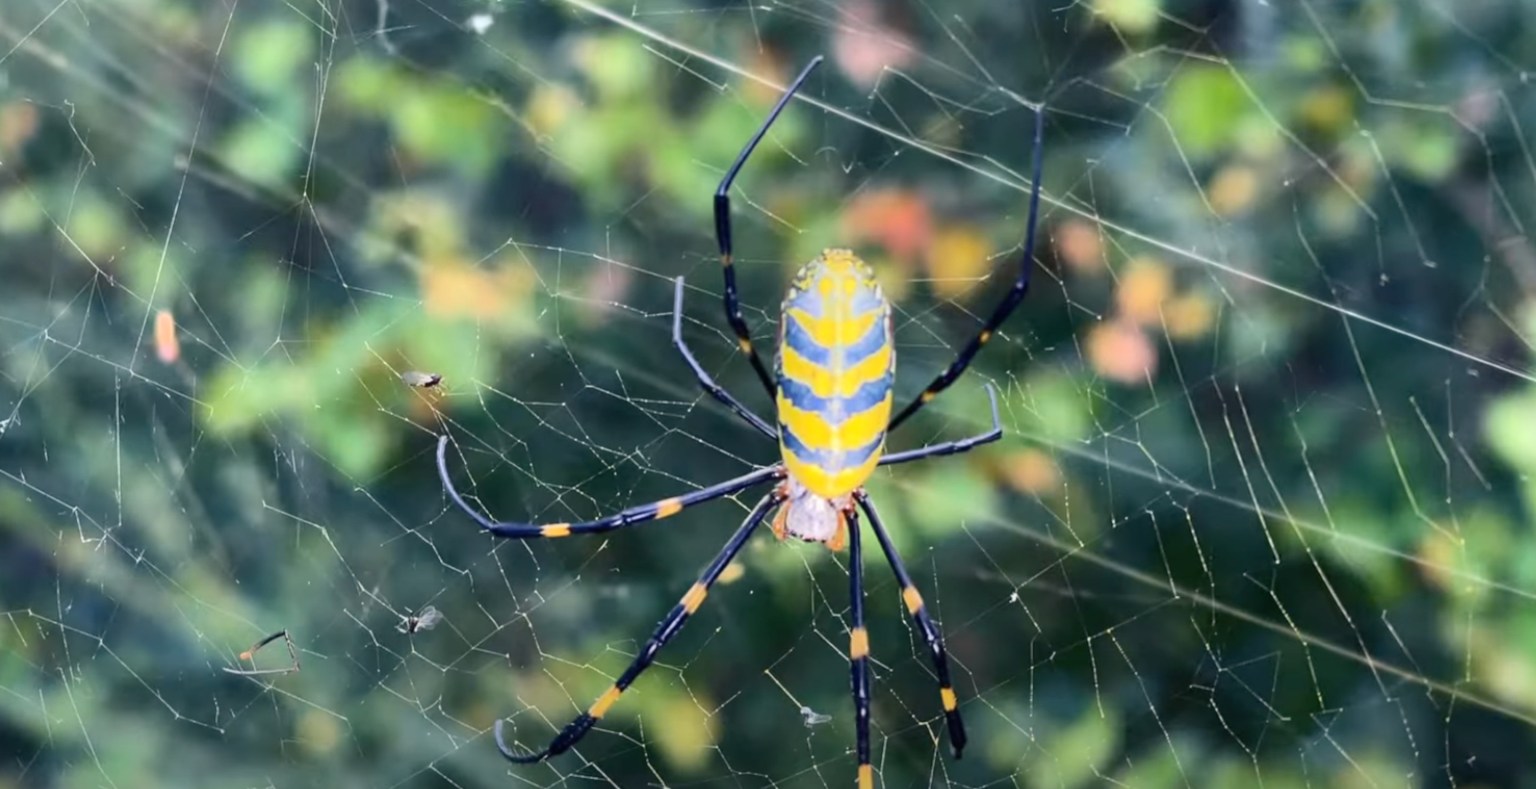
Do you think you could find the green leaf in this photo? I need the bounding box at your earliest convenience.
[1485,388,1536,473]
[1015,372,1093,444]
[220,115,303,190]
[904,461,999,543]
[1093,0,1160,34]
[1164,65,1250,159]
[234,20,314,96]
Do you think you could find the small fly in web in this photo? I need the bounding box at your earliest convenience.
[435,55,1044,789]
[397,605,443,635]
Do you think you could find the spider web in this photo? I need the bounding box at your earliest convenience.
[2,0,1535,786]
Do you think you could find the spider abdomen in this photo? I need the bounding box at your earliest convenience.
[775,250,894,500]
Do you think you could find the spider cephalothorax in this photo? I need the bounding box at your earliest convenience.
[772,477,855,548]
[435,54,1045,789]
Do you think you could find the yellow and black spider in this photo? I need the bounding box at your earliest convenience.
[436,55,1044,788]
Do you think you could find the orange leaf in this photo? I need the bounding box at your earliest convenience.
[1086,319,1157,384]
[1054,218,1105,274]
[1001,449,1062,495]
[1164,292,1216,340]
[1115,256,1172,325]
[842,188,932,265]
[154,310,180,364]
[925,225,992,301]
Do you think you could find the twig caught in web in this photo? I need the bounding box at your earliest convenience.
[223,630,300,676]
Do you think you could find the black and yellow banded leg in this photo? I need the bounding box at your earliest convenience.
[437,435,782,538]
[671,276,778,439]
[879,384,1002,469]
[855,493,967,759]
[887,104,1046,433]
[846,507,876,789]
[713,55,825,398]
[496,491,784,763]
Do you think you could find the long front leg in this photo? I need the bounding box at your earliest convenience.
[887,105,1045,432]
[713,56,825,397]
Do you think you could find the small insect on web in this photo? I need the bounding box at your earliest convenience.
[434,54,1044,788]
[800,706,833,727]
[400,370,443,389]
[398,605,443,634]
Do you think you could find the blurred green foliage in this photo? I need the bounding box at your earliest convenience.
[2,0,1536,788]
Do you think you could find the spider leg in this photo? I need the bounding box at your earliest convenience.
[495,490,784,763]
[436,435,782,538]
[846,505,876,789]
[672,276,777,439]
[714,56,825,398]
[888,105,1045,432]
[879,383,1002,468]
[854,492,967,759]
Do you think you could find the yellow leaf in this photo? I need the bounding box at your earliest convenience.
[421,255,535,323]
[925,225,992,300]
[717,561,746,585]
[1092,0,1160,34]
[297,708,342,756]
[1164,292,1216,340]
[1207,164,1259,216]
[527,83,581,138]
[643,686,719,772]
[1115,256,1172,325]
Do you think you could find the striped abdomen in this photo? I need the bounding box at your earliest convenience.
[776,250,894,498]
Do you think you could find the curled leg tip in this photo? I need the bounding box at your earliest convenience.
[494,719,550,764]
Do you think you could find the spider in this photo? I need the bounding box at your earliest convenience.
[436,55,1044,788]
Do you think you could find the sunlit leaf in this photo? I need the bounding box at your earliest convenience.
[1485,388,1536,474]
[999,449,1062,496]
[1165,65,1250,159]
[1115,256,1173,325]
[65,193,125,262]
[234,20,313,96]
[0,102,39,155]
[842,188,932,265]
[574,36,655,100]
[221,115,303,190]
[1015,372,1093,444]
[1207,163,1260,216]
[1092,0,1160,35]
[638,683,719,772]
[1054,218,1106,275]
[1086,319,1157,384]
[904,460,999,541]
[1164,291,1216,340]
[1024,703,1120,789]
[1296,84,1354,137]
[926,225,993,300]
